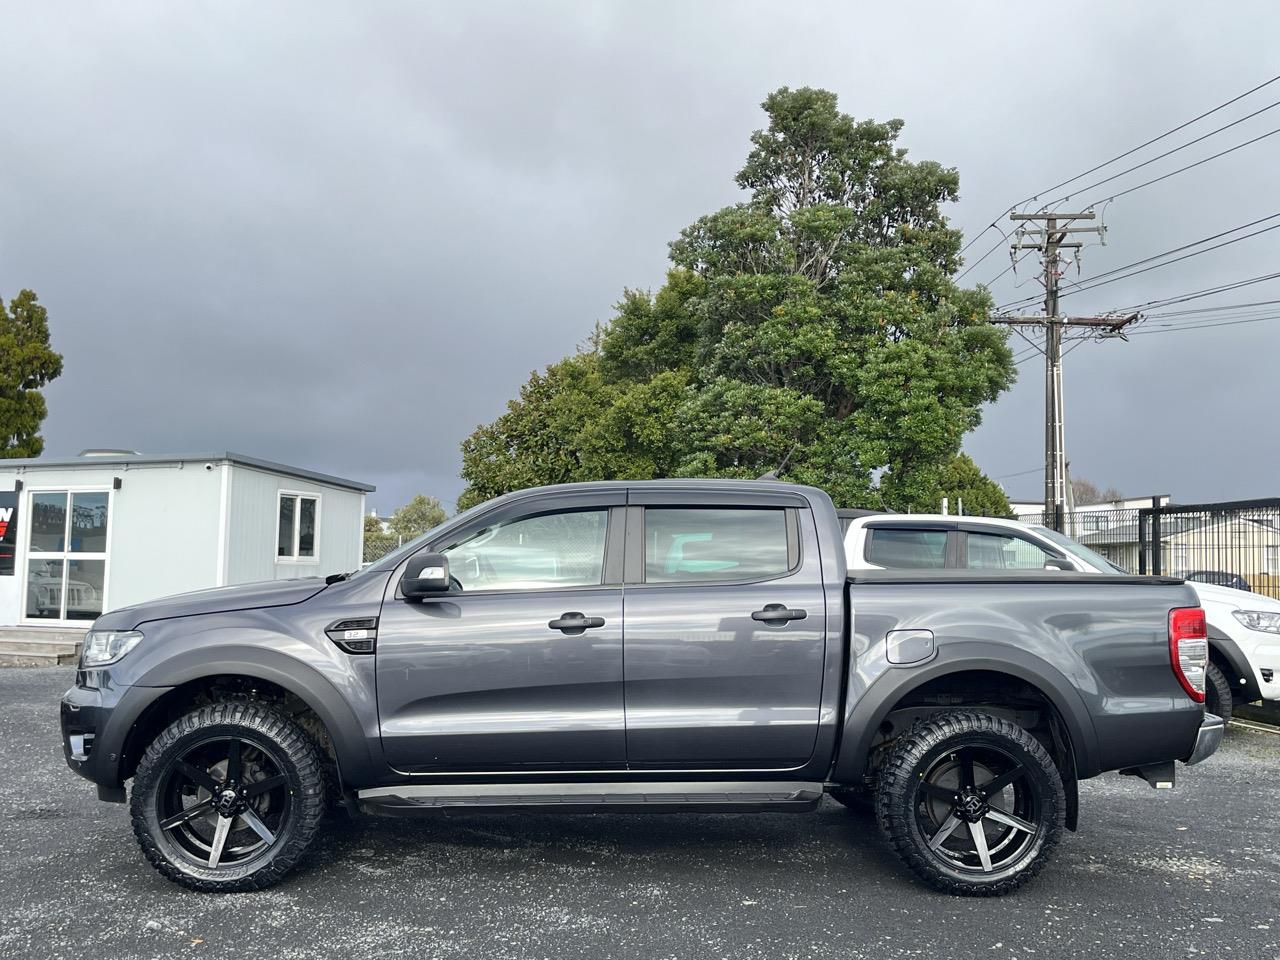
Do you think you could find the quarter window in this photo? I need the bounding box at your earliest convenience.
[277,494,319,560]
[644,508,790,584]
[865,528,947,569]
[441,509,608,591]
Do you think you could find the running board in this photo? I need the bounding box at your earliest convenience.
[357,780,824,816]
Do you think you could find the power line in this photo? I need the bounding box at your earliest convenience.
[1105,271,1280,314]
[1145,297,1280,319]
[1089,124,1280,205]
[996,216,1280,310]
[993,467,1043,480]
[956,229,1016,281]
[1017,73,1280,207]
[1045,98,1280,206]
[958,74,1280,279]
[1128,313,1280,335]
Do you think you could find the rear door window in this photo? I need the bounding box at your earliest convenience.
[644,508,790,583]
[865,528,948,569]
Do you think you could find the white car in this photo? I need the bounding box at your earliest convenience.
[841,511,1278,722]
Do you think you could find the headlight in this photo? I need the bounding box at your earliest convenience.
[1231,610,1280,634]
[81,630,144,667]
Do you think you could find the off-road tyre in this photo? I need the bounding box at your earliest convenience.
[1204,662,1234,725]
[130,701,327,891]
[875,710,1065,896]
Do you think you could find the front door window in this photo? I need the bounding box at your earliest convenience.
[25,491,109,621]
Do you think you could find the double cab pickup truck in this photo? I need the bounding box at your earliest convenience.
[61,480,1222,896]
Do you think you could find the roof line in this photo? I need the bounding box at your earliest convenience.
[0,451,375,493]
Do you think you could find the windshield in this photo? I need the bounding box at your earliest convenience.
[347,497,497,579]
[1032,526,1129,574]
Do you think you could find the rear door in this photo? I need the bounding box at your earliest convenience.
[620,490,828,769]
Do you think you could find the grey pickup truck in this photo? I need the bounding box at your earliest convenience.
[61,480,1222,896]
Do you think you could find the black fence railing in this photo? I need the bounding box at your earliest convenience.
[1138,498,1280,598]
[1014,499,1280,599]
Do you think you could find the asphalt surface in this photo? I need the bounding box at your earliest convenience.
[2,667,1278,960]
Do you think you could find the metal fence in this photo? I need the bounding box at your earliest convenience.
[362,534,404,566]
[1014,499,1280,599]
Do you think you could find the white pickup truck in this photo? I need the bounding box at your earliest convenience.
[841,510,1279,723]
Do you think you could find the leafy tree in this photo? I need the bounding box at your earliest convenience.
[363,514,385,536]
[0,290,63,458]
[388,494,447,539]
[459,87,1015,510]
[1071,476,1123,506]
[939,453,1012,517]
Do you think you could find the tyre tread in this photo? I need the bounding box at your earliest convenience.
[874,710,1065,897]
[129,700,327,892]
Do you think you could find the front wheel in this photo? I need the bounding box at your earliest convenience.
[130,701,327,891]
[875,710,1065,896]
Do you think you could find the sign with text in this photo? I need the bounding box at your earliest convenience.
[0,492,17,576]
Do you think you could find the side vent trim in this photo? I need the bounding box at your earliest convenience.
[325,617,378,654]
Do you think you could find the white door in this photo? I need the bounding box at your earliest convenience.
[22,489,111,624]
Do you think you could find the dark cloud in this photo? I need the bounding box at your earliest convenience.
[1,1,1275,511]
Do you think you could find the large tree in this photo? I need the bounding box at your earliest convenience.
[458,88,1014,511]
[388,494,447,539]
[0,290,63,458]
[938,453,1013,517]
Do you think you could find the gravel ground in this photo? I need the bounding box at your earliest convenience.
[2,666,1278,960]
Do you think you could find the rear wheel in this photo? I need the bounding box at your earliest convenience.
[1204,662,1234,724]
[130,701,326,891]
[875,710,1065,896]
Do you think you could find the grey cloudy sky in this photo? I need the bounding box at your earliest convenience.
[1,1,1276,512]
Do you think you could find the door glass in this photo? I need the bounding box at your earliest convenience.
[69,492,109,552]
[865,528,947,568]
[298,498,317,557]
[966,532,1053,569]
[29,493,68,552]
[26,559,65,619]
[442,509,608,591]
[277,496,296,557]
[644,508,789,583]
[64,559,105,620]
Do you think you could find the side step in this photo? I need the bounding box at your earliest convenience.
[357,780,824,816]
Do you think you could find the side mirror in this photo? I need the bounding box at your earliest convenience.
[1044,557,1075,571]
[401,553,451,599]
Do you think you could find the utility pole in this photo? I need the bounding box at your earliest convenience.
[990,211,1137,532]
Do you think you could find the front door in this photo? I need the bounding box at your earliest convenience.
[375,498,625,772]
[23,490,111,624]
[621,499,828,769]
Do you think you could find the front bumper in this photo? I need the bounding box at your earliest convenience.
[60,677,169,802]
[1183,712,1225,766]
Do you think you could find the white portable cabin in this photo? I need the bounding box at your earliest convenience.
[0,450,373,628]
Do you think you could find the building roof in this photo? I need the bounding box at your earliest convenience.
[0,451,375,493]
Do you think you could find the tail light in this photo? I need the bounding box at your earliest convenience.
[1169,607,1208,703]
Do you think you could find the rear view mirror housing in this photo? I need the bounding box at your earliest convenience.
[401,553,451,599]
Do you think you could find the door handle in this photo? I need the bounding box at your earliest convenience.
[548,612,606,635]
[751,604,807,625]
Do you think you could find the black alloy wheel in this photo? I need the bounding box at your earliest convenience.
[876,711,1065,896]
[131,702,326,891]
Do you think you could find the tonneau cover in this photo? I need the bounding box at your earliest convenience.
[846,569,1186,586]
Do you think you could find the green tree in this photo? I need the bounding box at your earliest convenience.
[362,514,385,536]
[459,87,1015,510]
[938,453,1012,517]
[0,290,63,458]
[388,494,447,539]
